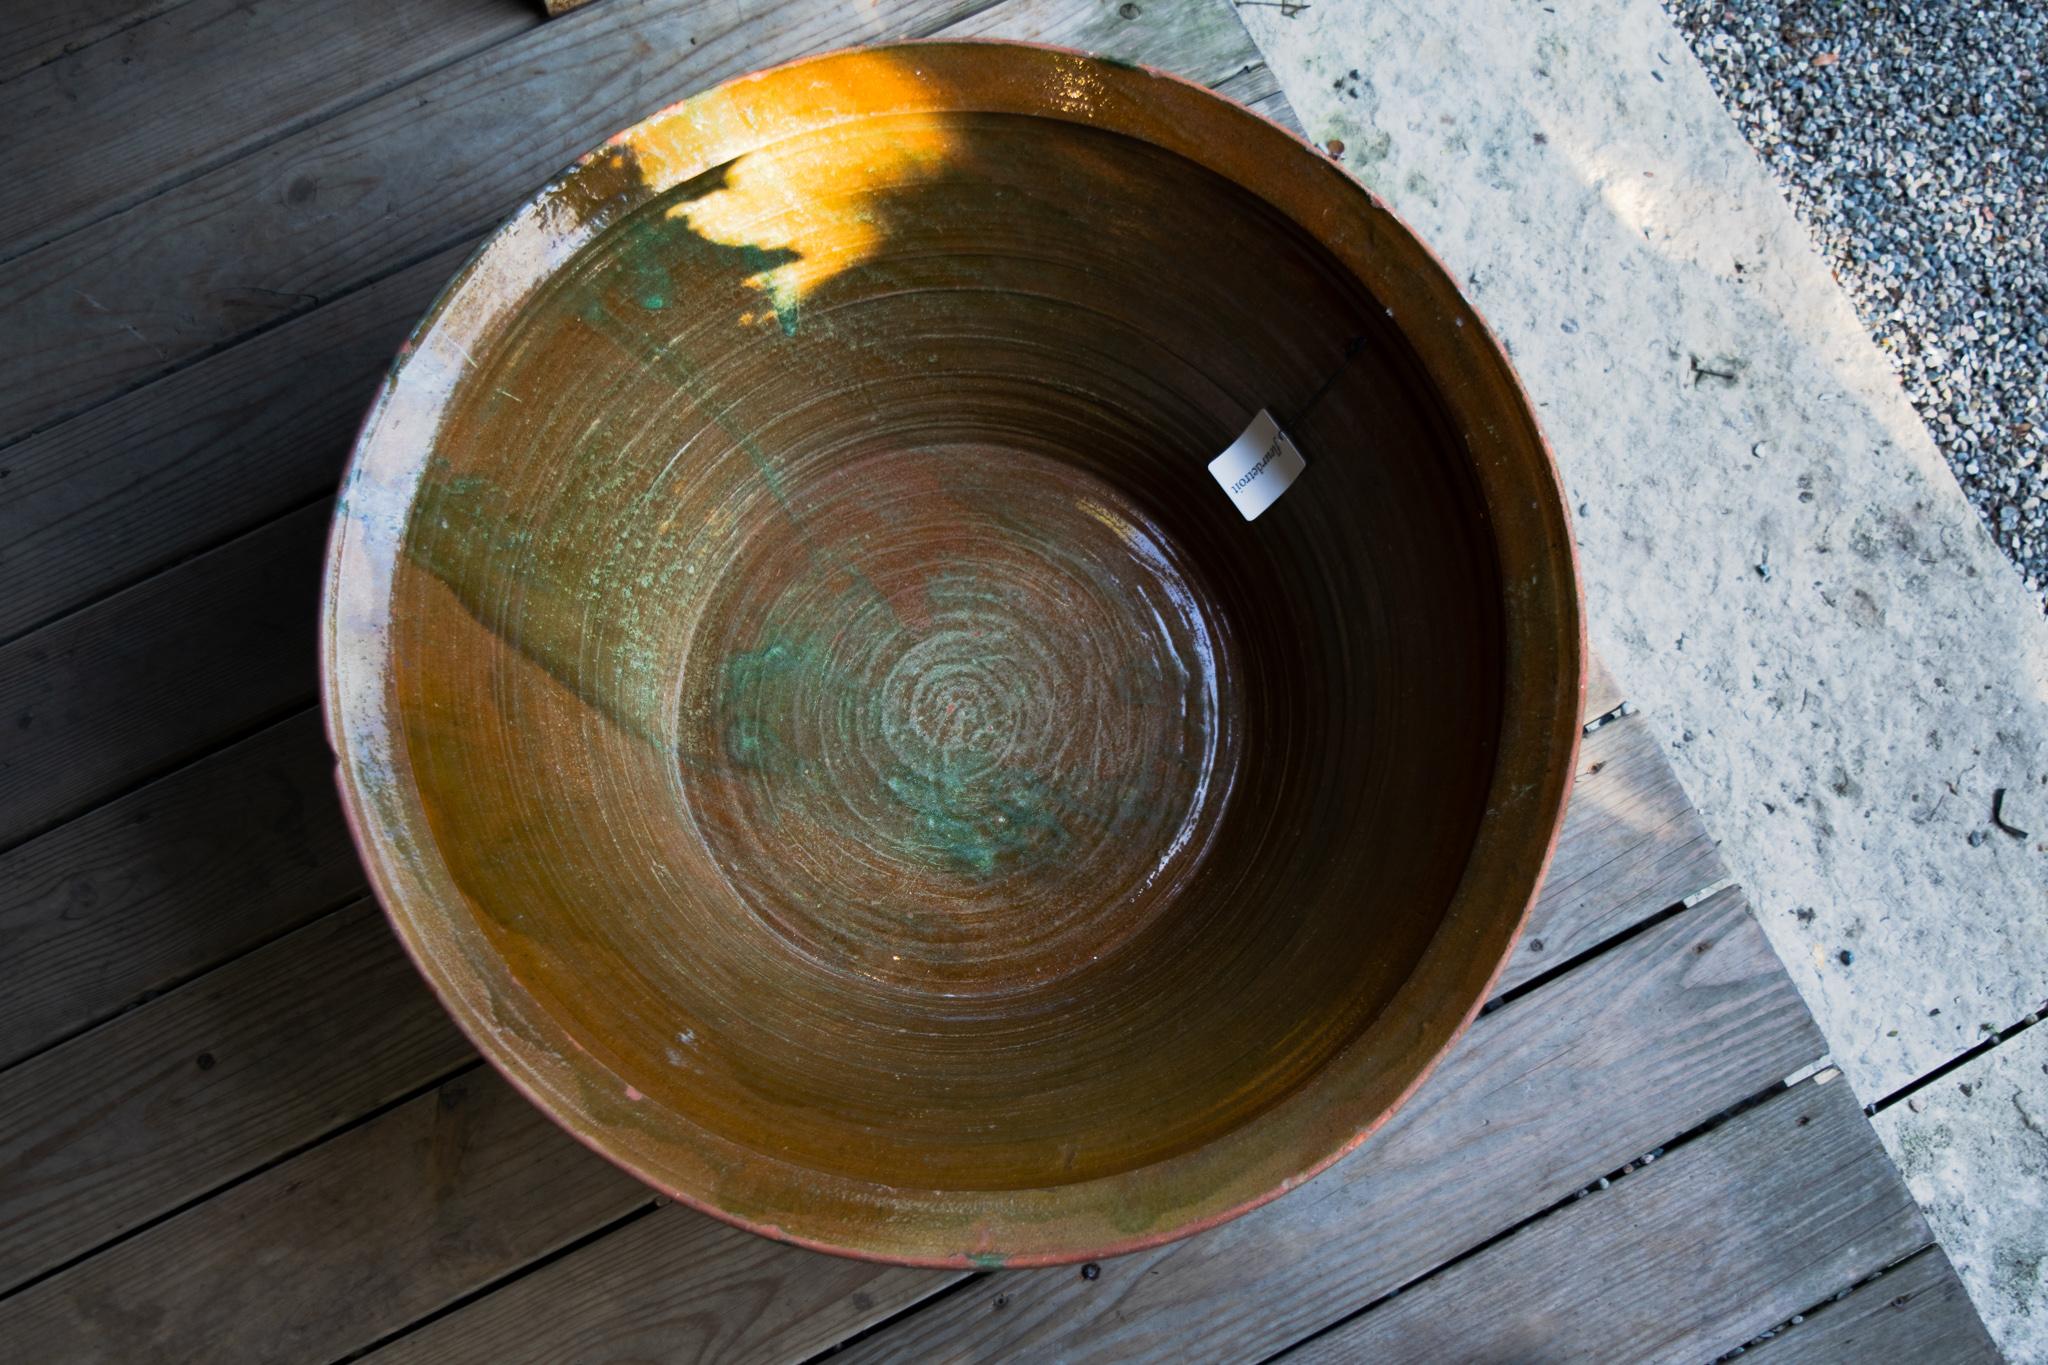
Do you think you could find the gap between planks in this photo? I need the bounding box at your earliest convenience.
[0,0,546,265]
[1278,1074,1933,1363]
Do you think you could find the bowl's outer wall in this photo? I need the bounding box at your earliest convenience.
[321,41,1585,1266]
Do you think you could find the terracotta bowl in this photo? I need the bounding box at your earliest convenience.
[322,41,1582,1266]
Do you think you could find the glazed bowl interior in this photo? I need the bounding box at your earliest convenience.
[324,42,1581,1266]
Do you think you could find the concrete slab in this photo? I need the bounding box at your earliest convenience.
[1876,1024,2048,1361]
[1237,0,2048,1100]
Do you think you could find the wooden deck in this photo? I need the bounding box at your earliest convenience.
[0,0,1999,1359]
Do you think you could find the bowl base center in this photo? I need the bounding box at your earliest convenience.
[677,442,1240,998]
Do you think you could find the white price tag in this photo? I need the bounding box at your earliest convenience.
[1207,409,1306,521]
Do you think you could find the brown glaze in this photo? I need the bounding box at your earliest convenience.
[322,42,1583,1265]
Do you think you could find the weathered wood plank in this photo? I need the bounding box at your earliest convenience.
[953,0,1256,75]
[0,712,1723,1362]
[0,0,992,443]
[0,245,465,642]
[1501,706,1725,991]
[0,455,1680,1063]
[1585,646,1625,719]
[834,889,1821,1363]
[1209,58,1306,139]
[0,1069,648,1365]
[0,0,193,85]
[398,888,1821,1365]
[1290,1077,1932,1364]
[0,902,471,1295]
[0,0,1271,448]
[369,1194,962,1365]
[0,0,540,263]
[0,709,362,1069]
[1246,86,1305,139]
[0,500,326,847]
[1744,1245,2000,1364]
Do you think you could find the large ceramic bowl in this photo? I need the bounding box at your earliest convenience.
[322,41,1582,1267]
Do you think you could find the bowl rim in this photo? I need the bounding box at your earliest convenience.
[320,37,1586,1267]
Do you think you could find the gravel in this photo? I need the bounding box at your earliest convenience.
[1666,0,2048,609]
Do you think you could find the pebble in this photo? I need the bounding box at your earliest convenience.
[1670,0,2048,610]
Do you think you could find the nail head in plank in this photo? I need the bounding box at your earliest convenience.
[1290,1079,1932,1364]
[0,244,467,642]
[0,901,471,1295]
[0,500,327,847]
[0,0,541,263]
[1742,1245,2000,1364]
[0,709,362,1069]
[0,1069,645,1364]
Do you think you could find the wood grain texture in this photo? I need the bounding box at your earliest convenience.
[0,1069,648,1365]
[1500,707,1725,992]
[0,902,471,1295]
[0,0,193,84]
[0,0,538,262]
[369,1199,963,1365]
[0,244,466,643]
[0,0,996,444]
[1290,1078,1932,1364]
[0,0,1278,450]
[0,501,326,848]
[833,888,1825,1364]
[0,709,362,1069]
[1744,1245,2001,1364]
